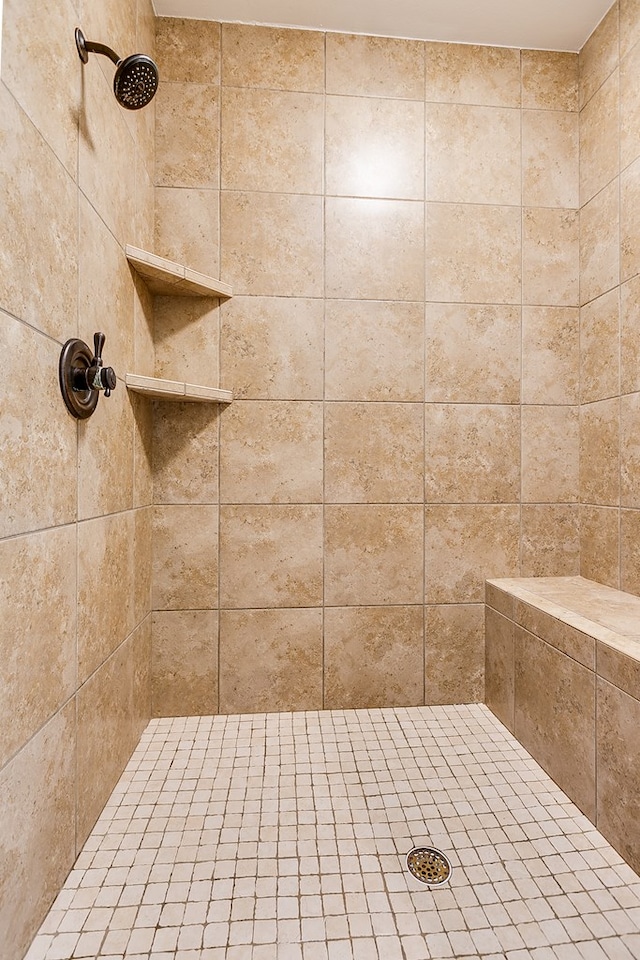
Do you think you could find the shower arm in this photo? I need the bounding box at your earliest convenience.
[75,29,120,66]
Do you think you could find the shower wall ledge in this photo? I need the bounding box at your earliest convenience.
[125,245,232,298]
[125,373,233,403]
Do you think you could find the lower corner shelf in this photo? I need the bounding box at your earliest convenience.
[125,374,233,404]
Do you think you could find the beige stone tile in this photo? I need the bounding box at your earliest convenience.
[580,504,620,588]
[325,300,424,401]
[596,678,640,874]
[425,604,484,705]
[621,508,640,595]
[0,702,75,960]
[426,42,520,107]
[153,295,220,385]
[426,303,520,404]
[220,505,323,608]
[156,17,220,83]
[133,273,155,380]
[427,203,521,304]
[153,504,218,610]
[326,198,424,301]
[620,0,640,58]
[580,71,619,206]
[515,627,596,819]
[425,504,520,603]
[597,635,640,704]
[521,50,579,111]
[152,610,218,717]
[425,404,520,504]
[580,289,620,404]
[523,208,579,308]
[220,297,324,400]
[580,2,619,109]
[0,318,77,539]
[155,82,219,188]
[325,606,424,709]
[326,96,425,200]
[426,103,520,205]
[155,187,220,277]
[580,398,620,506]
[326,33,424,99]
[0,87,77,341]
[78,511,135,682]
[222,88,323,195]
[485,606,515,732]
[580,180,620,306]
[621,40,640,169]
[221,192,323,297]
[79,0,137,73]
[522,306,579,404]
[222,23,325,92]
[134,506,153,627]
[325,505,423,606]
[621,156,640,283]
[485,581,515,619]
[77,640,137,846]
[522,110,579,209]
[220,401,323,504]
[0,527,76,770]
[134,150,155,252]
[132,616,152,740]
[521,406,579,503]
[513,594,594,668]
[219,608,322,713]
[78,376,134,521]
[621,274,640,394]
[621,393,640,508]
[520,505,580,578]
[132,388,154,508]
[153,402,220,505]
[325,402,423,503]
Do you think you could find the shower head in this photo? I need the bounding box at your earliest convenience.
[75,27,159,110]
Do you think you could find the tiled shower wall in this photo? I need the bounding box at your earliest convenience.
[0,0,155,956]
[151,21,582,717]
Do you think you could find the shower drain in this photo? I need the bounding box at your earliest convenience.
[406,846,452,885]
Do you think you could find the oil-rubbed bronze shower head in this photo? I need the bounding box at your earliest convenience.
[75,27,159,110]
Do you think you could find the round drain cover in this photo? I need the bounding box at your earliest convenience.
[406,846,452,885]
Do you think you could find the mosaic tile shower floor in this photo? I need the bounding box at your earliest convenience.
[26,704,640,960]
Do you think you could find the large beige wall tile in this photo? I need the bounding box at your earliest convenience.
[523,208,579,307]
[155,82,219,188]
[0,319,77,539]
[133,276,154,380]
[325,300,424,401]
[326,33,424,99]
[621,27,640,168]
[78,511,135,682]
[521,50,578,111]
[79,0,137,72]
[78,382,134,520]
[132,389,154,508]
[426,42,520,107]
[580,71,619,206]
[522,111,579,209]
[621,274,640,394]
[220,505,323,608]
[580,504,620,588]
[521,406,579,503]
[621,508,640,595]
[325,606,424,709]
[0,87,77,340]
[325,198,424,301]
[426,103,520,205]
[221,192,323,297]
[520,505,580,577]
[580,179,620,306]
[219,608,322,713]
[0,526,76,770]
[425,404,520,503]
[325,505,423,606]
[153,504,218,610]
[220,401,323,503]
[425,604,484,705]
[522,306,579,404]
[152,610,218,717]
[222,23,324,92]
[221,297,324,400]
[580,399,620,506]
[620,0,640,59]
[621,156,640,283]
[515,628,596,820]
[153,295,220,385]
[0,702,75,960]
[580,289,620,403]
[621,392,640,507]
[134,506,153,627]
[325,402,423,503]
[154,187,220,277]
[484,606,515,732]
[132,617,152,740]
[153,403,220,505]
[221,88,324,194]
[597,678,640,874]
[326,96,425,200]
[579,2,619,109]
[425,504,520,603]
[156,17,220,83]
[427,203,521,304]
[426,303,520,403]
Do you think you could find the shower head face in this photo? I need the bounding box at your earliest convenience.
[113,54,159,110]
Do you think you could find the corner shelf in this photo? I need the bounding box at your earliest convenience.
[126,374,232,404]
[125,245,232,299]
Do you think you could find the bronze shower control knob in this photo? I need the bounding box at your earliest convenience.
[59,331,117,419]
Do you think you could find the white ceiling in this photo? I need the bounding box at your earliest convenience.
[152,0,615,52]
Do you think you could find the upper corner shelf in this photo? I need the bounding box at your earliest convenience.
[125,245,232,299]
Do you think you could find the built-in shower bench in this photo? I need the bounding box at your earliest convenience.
[484,575,640,876]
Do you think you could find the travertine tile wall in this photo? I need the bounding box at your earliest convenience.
[152,21,582,717]
[0,0,155,956]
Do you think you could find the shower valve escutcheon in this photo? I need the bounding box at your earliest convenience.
[59,331,117,420]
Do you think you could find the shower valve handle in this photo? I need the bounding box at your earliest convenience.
[87,331,117,397]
